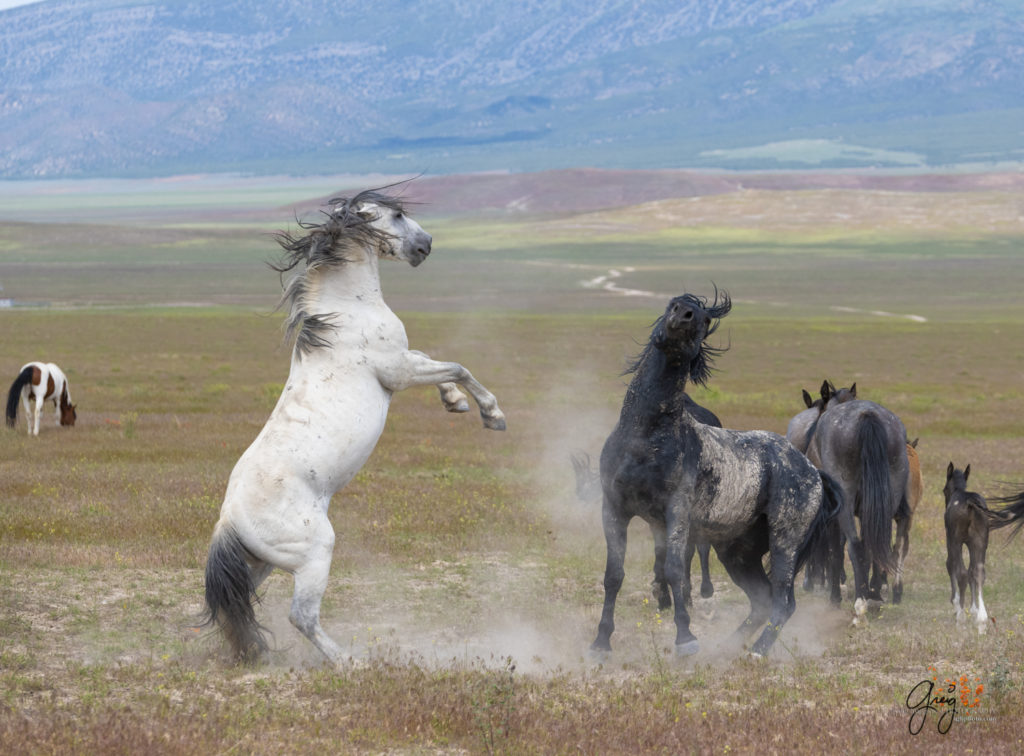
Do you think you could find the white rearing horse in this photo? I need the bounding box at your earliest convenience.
[6,361,77,435]
[203,189,506,666]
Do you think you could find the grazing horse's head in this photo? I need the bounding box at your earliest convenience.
[645,289,731,386]
[60,402,77,426]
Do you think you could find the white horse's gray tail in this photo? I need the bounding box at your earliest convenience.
[5,366,32,428]
[203,527,268,664]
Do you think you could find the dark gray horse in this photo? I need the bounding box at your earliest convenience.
[786,380,857,454]
[572,388,721,610]
[806,398,910,617]
[591,291,841,658]
[786,380,856,593]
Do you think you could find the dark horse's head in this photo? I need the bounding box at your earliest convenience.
[631,289,731,387]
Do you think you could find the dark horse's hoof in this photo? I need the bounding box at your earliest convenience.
[587,645,612,664]
[700,581,714,599]
[674,639,700,657]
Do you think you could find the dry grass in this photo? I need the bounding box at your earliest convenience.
[2,184,1024,752]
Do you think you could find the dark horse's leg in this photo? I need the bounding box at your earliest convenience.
[715,530,772,646]
[649,521,672,611]
[591,509,629,654]
[664,516,699,656]
[697,542,714,599]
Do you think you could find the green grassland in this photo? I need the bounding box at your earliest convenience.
[2,181,1024,753]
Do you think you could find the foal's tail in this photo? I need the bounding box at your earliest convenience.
[857,414,897,572]
[5,366,33,428]
[202,526,268,664]
[796,471,844,575]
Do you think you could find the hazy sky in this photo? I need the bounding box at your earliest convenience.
[0,0,44,10]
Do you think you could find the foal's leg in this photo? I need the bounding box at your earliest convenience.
[946,537,967,623]
[967,531,989,634]
[891,510,911,604]
[377,351,505,430]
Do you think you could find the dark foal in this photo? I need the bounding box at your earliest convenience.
[942,463,992,634]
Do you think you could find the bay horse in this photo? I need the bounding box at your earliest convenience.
[6,361,77,435]
[806,397,910,616]
[892,437,923,597]
[572,381,722,610]
[942,463,993,634]
[202,189,506,665]
[591,291,842,659]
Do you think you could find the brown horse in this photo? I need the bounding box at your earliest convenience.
[891,438,923,600]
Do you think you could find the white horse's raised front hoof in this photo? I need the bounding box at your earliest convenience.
[483,412,507,431]
[447,399,471,413]
[674,639,700,657]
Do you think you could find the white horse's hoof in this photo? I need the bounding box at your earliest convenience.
[447,399,470,413]
[674,640,700,657]
[483,413,506,431]
[854,597,867,617]
[977,622,988,636]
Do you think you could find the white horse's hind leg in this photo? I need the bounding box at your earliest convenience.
[287,537,347,666]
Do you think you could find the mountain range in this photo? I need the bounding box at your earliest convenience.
[1,0,1023,179]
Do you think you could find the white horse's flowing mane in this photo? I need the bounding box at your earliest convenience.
[271,189,410,355]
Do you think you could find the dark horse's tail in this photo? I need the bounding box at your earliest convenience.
[990,490,1024,540]
[6,366,33,428]
[795,471,845,575]
[857,414,898,572]
[202,526,268,664]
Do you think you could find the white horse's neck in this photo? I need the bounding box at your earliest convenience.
[307,242,385,313]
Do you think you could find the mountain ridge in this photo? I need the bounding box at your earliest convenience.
[2,0,1022,179]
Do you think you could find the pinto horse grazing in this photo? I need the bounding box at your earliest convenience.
[591,291,841,659]
[6,362,77,435]
[572,380,722,610]
[942,463,995,634]
[202,189,505,666]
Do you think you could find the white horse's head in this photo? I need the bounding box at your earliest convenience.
[354,199,433,267]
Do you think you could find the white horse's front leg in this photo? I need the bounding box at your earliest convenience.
[378,351,505,430]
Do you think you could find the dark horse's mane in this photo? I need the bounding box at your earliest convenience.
[269,188,411,355]
[625,289,732,387]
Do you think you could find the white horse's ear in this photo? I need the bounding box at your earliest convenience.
[354,202,378,219]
